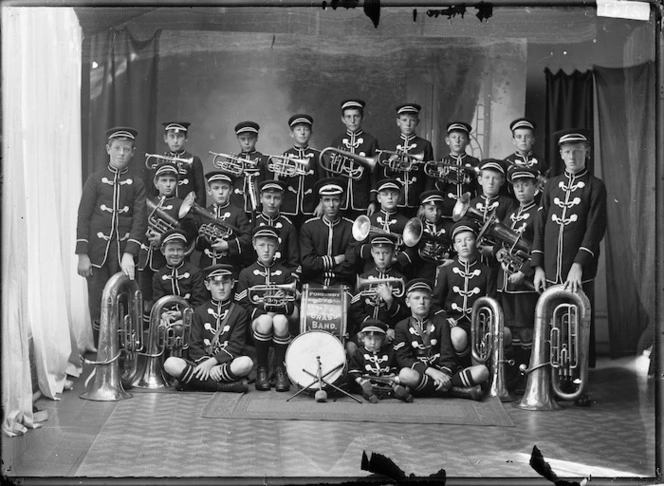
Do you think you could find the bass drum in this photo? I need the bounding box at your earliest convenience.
[284,331,346,394]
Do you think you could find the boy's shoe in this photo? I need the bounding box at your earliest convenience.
[275,366,290,392]
[255,366,270,391]
[360,380,378,403]
[449,385,483,401]
[217,379,249,394]
[392,385,413,403]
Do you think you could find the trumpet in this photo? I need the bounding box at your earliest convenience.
[145,153,193,171]
[209,151,259,177]
[179,197,240,244]
[267,154,310,177]
[248,282,298,308]
[357,277,405,298]
[352,215,422,248]
[319,147,378,180]
[375,149,425,172]
[424,160,480,185]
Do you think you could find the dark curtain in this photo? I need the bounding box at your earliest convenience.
[595,63,655,357]
[81,28,160,187]
[544,68,594,176]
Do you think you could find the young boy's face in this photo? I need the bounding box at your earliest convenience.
[163,131,187,153]
[560,142,588,174]
[371,244,394,270]
[290,124,312,147]
[161,241,185,266]
[453,231,477,261]
[478,170,504,197]
[154,174,177,197]
[362,331,385,353]
[341,109,363,132]
[421,203,442,224]
[406,290,432,318]
[512,179,537,205]
[207,181,232,205]
[321,195,341,220]
[237,133,258,153]
[377,188,400,212]
[106,139,135,170]
[205,278,234,302]
[512,128,535,154]
[445,131,468,155]
[253,236,278,265]
[260,190,283,217]
[396,114,419,136]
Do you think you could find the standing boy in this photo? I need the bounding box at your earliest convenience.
[230,121,269,216]
[160,121,206,204]
[503,118,547,176]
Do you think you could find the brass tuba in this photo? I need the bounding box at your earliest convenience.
[471,297,515,402]
[357,277,405,298]
[375,149,424,172]
[81,272,144,401]
[319,147,378,180]
[351,215,422,248]
[517,285,591,411]
[423,160,480,185]
[128,295,193,389]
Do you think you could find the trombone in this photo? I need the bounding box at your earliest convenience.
[209,151,259,177]
[423,160,480,185]
[267,154,310,178]
[319,147,378,180]
[351,215,422,248]
[357,277,405,298]
[145,153,194,171]
[375,149,425,172]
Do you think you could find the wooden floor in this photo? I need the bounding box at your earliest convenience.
[1,353,657,485]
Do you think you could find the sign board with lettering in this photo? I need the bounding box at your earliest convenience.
[299,284,349,340]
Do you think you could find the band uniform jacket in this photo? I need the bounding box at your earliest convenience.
[253,211,301,278]
[413,219,453,283]
[350,266,409,332]
[277,145,321,217]
[467,194,515,226]
[235,260,296,319]
[379,134,434,209]
[495,201,538,294]
[152,260,207,308]
[531,168,607,284]
[76,164,147,267]
[188,299,247,365]
[393,313,458,376]
[348,344,399,381]
[195,201,252,269]
[166,150,206,204]
[504,151,548,177]
[357,210,416,272]
[425,153,481,219]
[300,216,357,288]
[431,257,496,328]
[329,129,379,211]
[230,150,269,213]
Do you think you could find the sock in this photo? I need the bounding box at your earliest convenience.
[218,362,241,383]
[451,368,478,387]
[272,333,291,367]
[413,374,438,395]
[253,329,272,368]
[177,363,219,391]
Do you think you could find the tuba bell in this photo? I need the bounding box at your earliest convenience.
[471,297,515,402]
[352,215,422,248]
[319,147,378,180]
[81,272,144,401]
[516,284,591,411]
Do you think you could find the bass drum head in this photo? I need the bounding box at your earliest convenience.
[285,331,346,393]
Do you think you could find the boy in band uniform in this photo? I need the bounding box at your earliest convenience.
[236,226,298,392]
[164,264,252,392]
[278,114,321,225]
[300,177,358,288]
[379,103,434,217]
[532,128,607,405]
[328,99,379,218]
[196,171,252,271]
[76,127,147,341]
[230,121,269,215]
[503,118,547,176]
[393,279,489,400]
[160,122,206,204]
[253,179,300,279]
[412,190,454,284]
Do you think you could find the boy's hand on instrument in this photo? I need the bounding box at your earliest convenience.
[120,253,135,280]
[77,254,93,278]
[375,283,393,305]
[334,254,346,265]
[193,357,217,380]
[508,271,525,285]
[564,263,583,293]
[478,244,494,257]
[533,267,546,293]
[211,239,230,251]
[147,230,161,247]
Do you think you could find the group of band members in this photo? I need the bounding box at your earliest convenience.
[75,98,607,403]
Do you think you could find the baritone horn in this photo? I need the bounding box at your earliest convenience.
[352,215,422,248]
[247,282,298,307]
[81,272,144,401]
[209,151,259,177]
[375,149,425,172]
[145,153,193,171]
[357,277,405,298]
[178,197,240,244]
[424,160,480,185]
[267,155,311,177]
[319,147,378,180]
[471,296,515,402]
[146,198,195,256]
[517,285,591,411]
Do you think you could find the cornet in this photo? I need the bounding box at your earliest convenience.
[145,198,195,256]
[357,277,405,298]
[352,215,422,248]
[375,149,425,172]
[267,154,310,178]
[179,197,240,245]
[248,282,298,308]
[145,153,193,171]
[209,151,259,177]
[319,147,378,180]
[424,160,480,185]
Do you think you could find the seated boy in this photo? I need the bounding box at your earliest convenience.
[230,121,269,215]
[348,319,413,403]
[235,226,299,392]
[412,190,454,283]
[163,264,252,392]
[160,121,206,204]
[394,279,488,400]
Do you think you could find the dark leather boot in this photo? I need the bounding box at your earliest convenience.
[217,379,249,393]
[449,385,483,401]
[392,385,413,403]
[360,380,378,403]
[255,366,270,391]
[275,366,290,392]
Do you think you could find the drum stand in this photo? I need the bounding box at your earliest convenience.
[287,356,362,403]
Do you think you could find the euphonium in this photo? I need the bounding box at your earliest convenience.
[351,215,422,248]
[517,284,591,411]
[267,154,310,177]
[410,226,452,265]
[375,149,424,172]
[145,153,193,171]
[209,151,259,177]
[247,282,298,307]
[129,295,193,389]
[423,160,480,185]
[357,277,405,298]
[319,147,378,180]
[145,198,195,256]
[471,297,515,402]
[81,272,144,401]
[178,197,240,244]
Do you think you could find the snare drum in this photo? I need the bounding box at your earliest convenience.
[284,331,346,394]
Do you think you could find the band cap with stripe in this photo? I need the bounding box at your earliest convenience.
[371,234,397,247]
[405,278,433,295]
[396,103,421,116]
[160,229,188,248]
[204,264,235,281]
[234,121,260,135]
[315,177,346,197]
[340,99,366,112]
[508,166,539,183]
[509,117,536,133]
[451,220,479,239]
[162,121,190,133]
[479,158,506,175]
[555,128,591,146]
[419,190,445,206]
[259,179,286,193]
[252,225,280,241]
[205,170,235,185]
[288,114,313,128]
[154,162,179,179]
[106,126,138,141]
[376,178,401,193]
[360,319,388,334]
[446,121,471,135]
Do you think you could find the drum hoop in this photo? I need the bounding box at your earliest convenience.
[284,330,346,391]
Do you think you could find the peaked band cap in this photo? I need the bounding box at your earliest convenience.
[162,121,190,133]
[252,225,280,240]
[234,121,260,135]
[555,128,591,145]
[315,177,345,197]
[371,234,396,246]
[446,122,472,134]
[160,229,188,248]
[451,220,479,239]
[508,166,539,183]
[376,178,402,192]
[396,103,422,115]
[479,159,506,175]
[405,278,433,294]
[360,319,388,334]
[154,162,179,178]
[288,114,314,127]
[205,170,234,185]
[340,99,366,111]
[419,190,445,206]
[106,126,138,141]
[509,118,536,132]
[204,264,235,280]
[259,179,286,192]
